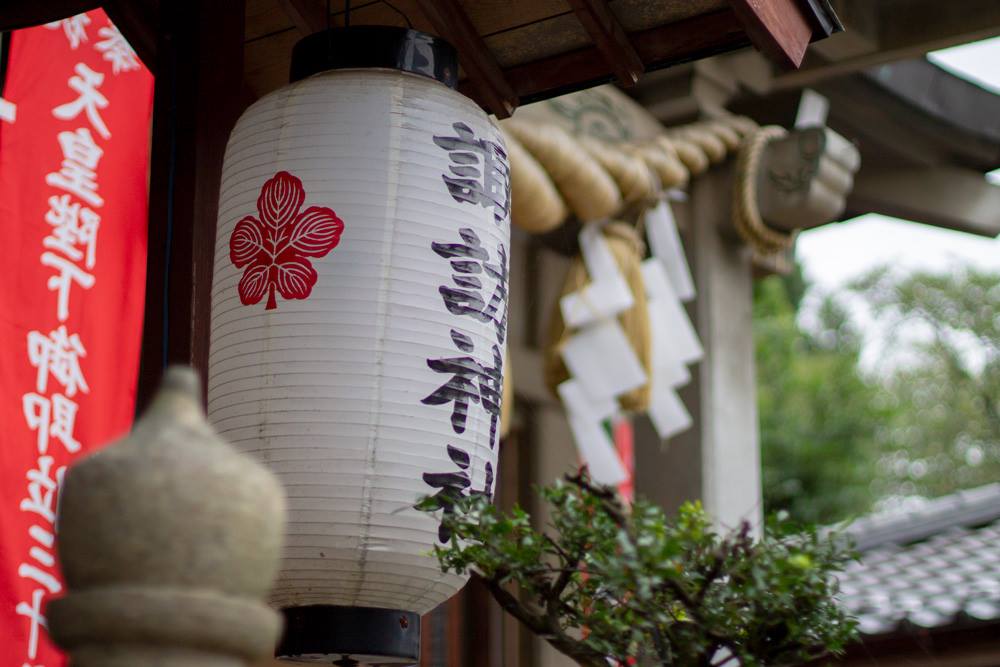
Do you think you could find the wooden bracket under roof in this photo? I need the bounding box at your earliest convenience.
[566,0,644,87]
[414,0,519,119]
[726,0,814,69]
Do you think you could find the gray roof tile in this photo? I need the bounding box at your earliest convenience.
[836,484,1000,636]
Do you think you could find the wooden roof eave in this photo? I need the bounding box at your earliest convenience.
[469,8,751,109]
[1,1,843,117]
[732,59,1000,172]
[246,0,842,118]
[730,58,1000,238]
[0,0,100,32]
[0,0,159,73]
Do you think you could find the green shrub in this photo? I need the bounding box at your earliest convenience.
[419,472,857,666]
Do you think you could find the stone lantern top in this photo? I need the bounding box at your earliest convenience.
[48,366,287,667]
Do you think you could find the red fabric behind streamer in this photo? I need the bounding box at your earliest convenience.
[614,417,635,504]
[0,10,153,665]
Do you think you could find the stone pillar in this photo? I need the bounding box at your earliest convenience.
[687,166,764,530]
[634,128,858,530]
[48,367,287,667]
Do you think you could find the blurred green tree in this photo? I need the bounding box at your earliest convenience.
[852,267,1000,502]
[754,264,886,524]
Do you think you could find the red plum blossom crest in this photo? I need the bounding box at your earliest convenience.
[229,171,344,310]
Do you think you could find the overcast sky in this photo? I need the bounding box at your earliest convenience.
[796,36,1000,293]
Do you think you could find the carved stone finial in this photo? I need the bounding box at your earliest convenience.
[48,366,287,667]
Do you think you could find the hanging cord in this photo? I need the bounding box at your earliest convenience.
[380,1,413,28]
[340,0,412,29]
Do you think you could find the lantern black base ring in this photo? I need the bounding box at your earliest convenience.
[277,605,421,665]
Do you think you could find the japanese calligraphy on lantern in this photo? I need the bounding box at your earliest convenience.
[0,10,153,666]
[422,123,511,541]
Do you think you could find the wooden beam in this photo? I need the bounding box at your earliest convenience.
[0,0,158,73]
[137,0,246,410]
[840,623,1000,666]
[105,0,159,73]
[809,0,879,61]
[0,0,99,31]
[277,0,326,36]
[847,166,1000,238]
[774,0,1000,90]
[565,0,644,87]
[420,606,435,664]
[413,0,518,118]
[447,592,465,666]
[726,0,813,69]
[463,9,748,107]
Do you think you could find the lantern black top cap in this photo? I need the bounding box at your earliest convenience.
[290,26,459,89]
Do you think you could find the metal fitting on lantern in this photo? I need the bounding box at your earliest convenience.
[209,23,510,665]
[290,25,459,88]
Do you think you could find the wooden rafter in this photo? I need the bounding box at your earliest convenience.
[461,10,749,107]
[414,0,518,119]
[725,0,813,69]
[849,166,1000,238]
[0,0,99,31]
[566,0,644,87]
[105,0,159,72]
[0,0,160,73]
[277,0,327,36]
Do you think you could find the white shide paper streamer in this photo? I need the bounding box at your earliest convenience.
[641,258,701,440]
[561,318,647,402]
[645,200,696,302]
[642,259,702,365]
[558,221,644,483]
[558,380,627,486]
[648,381,693,440]
[560,221,634,328]
[795,88,830,129]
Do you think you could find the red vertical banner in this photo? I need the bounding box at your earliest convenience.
[0,10,153,665]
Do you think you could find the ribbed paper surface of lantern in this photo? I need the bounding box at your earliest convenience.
[208,69,509,614]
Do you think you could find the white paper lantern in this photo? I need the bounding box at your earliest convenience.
[207,27,510,662]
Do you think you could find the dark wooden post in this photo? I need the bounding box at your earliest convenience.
[137,0,246,410]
